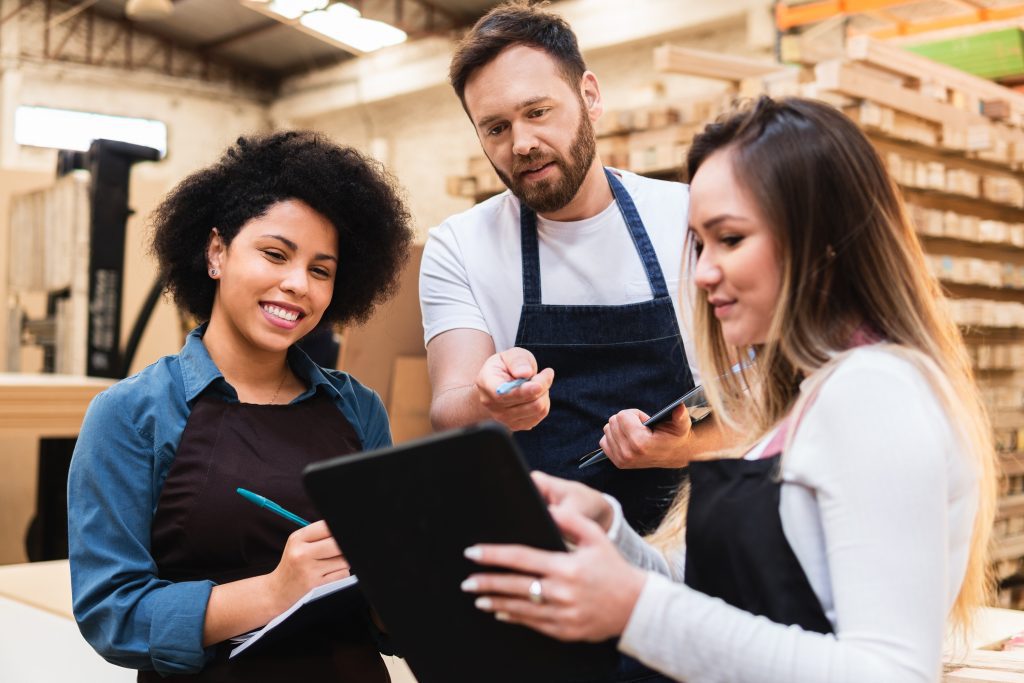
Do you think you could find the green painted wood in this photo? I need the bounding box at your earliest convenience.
[908,28,1024,80]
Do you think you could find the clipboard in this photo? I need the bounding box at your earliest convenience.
[303,422,619,683]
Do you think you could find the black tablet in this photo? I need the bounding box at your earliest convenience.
[303,421,618,683]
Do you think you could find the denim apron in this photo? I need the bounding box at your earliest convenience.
[513,168,693,535]
[513,169,692,683]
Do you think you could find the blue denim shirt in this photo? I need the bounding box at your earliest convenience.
[67,327,391,675]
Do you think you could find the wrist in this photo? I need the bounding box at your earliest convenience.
[615,566,649,637]
[599,493,623,537]
[261,569,292,616]
[596,497,615,532]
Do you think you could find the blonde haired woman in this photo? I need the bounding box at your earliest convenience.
[460,96,997,681]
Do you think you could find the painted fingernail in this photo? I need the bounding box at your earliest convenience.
[475,596,493,610]
[495,611,510,622]
[464,546,483,561]
[460,578,479,592]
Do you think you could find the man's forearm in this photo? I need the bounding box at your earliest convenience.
[429,384,490,430]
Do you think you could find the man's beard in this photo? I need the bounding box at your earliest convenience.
[494,107,597,215]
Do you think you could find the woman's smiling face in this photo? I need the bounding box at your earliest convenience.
[206,199,338,353]
[689,149,782,348]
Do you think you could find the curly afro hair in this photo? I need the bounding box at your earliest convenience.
[150,130,413,327]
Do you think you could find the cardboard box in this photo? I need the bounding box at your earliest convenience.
[340,243,427,413]
[387,355,433,444]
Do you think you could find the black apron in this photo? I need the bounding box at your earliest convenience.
[684,440,834,634]
[513,168,694,536]
[142,391,390,682]
[514,169,691,682]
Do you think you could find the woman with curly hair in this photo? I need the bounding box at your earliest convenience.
[461,97,996,681]
[67,130,412,681]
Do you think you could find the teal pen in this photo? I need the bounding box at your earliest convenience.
[236,487,310,527]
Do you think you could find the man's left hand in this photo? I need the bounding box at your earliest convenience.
[600,403,693,469]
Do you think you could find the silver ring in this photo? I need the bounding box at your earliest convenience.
[528,579,544,605]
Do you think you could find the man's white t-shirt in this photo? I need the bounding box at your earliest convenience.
[419,169,700,385]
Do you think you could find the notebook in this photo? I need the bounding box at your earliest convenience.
[228,575,363,658]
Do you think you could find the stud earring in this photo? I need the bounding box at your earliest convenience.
[209,268,219,277]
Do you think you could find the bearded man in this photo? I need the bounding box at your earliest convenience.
[420,2,721,538]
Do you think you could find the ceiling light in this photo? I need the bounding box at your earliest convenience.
[15,106,167,157]
[125,0,175,21]
[267,0,329,20]
[301,10,407,53]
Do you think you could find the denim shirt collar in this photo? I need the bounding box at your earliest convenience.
[178,324,342,405]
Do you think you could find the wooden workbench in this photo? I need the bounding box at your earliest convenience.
[0,373,114,563]
[0,373,113,436]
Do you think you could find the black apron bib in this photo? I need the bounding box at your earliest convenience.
[685,451,833,634]
[513,168,694,536]
[142,391,390,682]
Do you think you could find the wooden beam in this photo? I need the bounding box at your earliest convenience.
[51,11,84,60]
[814,59,1024,158]
[0,0,31,27]
[943,0,987,11]
[846,35,1024,119]
[865,8,905,26]
[654,44,785,81]
[45,0,98,30]
[95,23,123,66]
[815,58,976,125]
[867,3,1024,38]
[776,0,922,30]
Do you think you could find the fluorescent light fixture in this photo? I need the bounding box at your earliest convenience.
[125,0,174,21]
[301,9,407,52]
[14,106,167,157]
[267,0,328,20]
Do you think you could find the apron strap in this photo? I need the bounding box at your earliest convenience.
[518,168,672,305]
[519,204,544,306]
[604,168,670,299]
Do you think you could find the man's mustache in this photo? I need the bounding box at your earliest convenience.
[512,153,560,176]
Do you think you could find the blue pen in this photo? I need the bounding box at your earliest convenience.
[236,487,310,527]
[496,377,529,396]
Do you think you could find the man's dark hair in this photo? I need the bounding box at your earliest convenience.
[449,1,587,108]
[150,130,412,327]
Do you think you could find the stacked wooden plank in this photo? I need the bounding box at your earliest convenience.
[943,606,1024,681]
[7,174,91,375]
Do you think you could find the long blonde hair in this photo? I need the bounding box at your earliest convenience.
[650,97,996,629]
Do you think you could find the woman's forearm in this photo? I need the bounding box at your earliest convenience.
[202,574,285,647]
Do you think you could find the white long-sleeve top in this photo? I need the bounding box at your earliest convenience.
[608,346,979,682]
